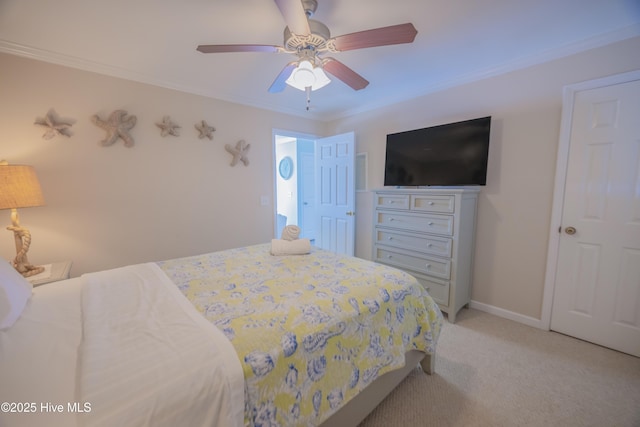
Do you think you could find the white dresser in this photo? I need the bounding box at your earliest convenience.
[372,188,479,322]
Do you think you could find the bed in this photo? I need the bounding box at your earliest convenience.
[0,243,443,427]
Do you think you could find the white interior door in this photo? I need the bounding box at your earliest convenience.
[550,75,640,357]
[315,132,355,255]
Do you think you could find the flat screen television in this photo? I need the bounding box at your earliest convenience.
[384,116,491,186]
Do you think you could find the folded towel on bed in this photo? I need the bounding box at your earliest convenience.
[281,225,301,241]
[270,238,311,255]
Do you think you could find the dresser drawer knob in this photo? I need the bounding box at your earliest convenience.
[387,255,393,259]
[425,264,431,269]
[387,236,393,240]
[427,243,433,247]
[428,221,434,226]
[428,201,434,205]
[389,218,395,222]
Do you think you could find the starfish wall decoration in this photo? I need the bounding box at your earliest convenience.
[34,110,73,140]
[195,120,216,140]
[156,116,180,137]
[225,140,250,167]
[91,110,137,147]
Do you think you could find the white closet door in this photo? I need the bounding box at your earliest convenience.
[551,76,640,357]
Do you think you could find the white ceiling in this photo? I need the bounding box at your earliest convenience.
[1,0,639,121]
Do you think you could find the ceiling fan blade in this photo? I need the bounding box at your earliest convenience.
[197,44,282,53]
[330,23,417,52]
[322,58,369,91]
[268,62,297,93]
[273,0,311,36]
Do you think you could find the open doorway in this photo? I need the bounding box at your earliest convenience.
[273,130,317,244]
[273,129,356,255]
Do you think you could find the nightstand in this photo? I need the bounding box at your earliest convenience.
[27,261,73,287]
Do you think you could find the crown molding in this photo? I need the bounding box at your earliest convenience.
[2,23,639,123]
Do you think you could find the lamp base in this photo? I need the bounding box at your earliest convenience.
[13,261,45,278]
[7,216,44,277]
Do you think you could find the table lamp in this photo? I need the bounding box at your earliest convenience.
[0,161,45,277]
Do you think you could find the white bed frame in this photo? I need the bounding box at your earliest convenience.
[319,350,434,427]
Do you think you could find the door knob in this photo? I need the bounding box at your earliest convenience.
[346,211,355,216]
[565,226,577,235]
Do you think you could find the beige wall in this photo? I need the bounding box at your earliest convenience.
[0,53,325,275]
[329,36,640,320]
[2,36,639,321]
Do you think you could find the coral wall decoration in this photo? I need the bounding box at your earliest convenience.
[34,110,73,140]
[156,116,180,137]
[91,110,137,147]
[225,140,250,166]
[195,120,216,140]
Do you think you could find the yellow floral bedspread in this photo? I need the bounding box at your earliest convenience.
[158,244,442,427]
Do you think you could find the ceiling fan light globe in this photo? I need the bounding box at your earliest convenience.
[311,67,331,90]
[286,60,314,90]
[286,60,331,91]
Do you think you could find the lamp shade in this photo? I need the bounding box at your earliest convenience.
[0,165,45,210]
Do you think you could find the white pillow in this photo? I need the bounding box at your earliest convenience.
[0,257,33,329]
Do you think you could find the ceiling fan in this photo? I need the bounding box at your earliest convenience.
[196,0,417,98]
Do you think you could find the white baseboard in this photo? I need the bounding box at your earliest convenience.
[469,300,547,330]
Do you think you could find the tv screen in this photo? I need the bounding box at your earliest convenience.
[384,116,491,186]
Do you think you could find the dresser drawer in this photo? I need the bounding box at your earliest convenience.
[411,195,455,213]
[375,211,454,236]
[375,193,410,210]
[374,247,451,280]
[374,228,452,257]
[412,272,450,306]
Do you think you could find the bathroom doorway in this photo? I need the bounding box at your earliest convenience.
[273,129,355,255]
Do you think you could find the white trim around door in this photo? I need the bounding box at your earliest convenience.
[540,69,640,331]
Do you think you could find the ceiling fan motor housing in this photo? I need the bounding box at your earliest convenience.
[284,19,330,52]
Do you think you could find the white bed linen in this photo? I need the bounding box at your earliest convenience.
[79,263,244,427]
[0,277,83,427]
[0,263,245,427]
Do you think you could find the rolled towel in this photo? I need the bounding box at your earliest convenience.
[281,225,301,241]
[270,238,311,256]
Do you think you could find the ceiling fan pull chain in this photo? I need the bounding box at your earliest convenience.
[306,86,312,111]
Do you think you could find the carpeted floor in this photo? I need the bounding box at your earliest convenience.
[358,308,640,427]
